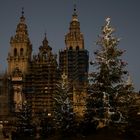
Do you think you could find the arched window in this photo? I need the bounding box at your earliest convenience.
[20,48,24,56]
[14,48,17,56]
[69,46,73,50]
[76,46,79,50]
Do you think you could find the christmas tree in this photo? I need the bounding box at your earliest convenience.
[88,18,134,127]
[53,73,76,136]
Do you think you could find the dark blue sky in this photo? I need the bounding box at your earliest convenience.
[0,0,140,91]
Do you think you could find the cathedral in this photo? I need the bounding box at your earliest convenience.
[0,6,89,121]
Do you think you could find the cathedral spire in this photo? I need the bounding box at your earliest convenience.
[10,8,30,43]
[42,32,49,47]
[39,32,52,55]
[44,32,47,41]
[7,8,32,75]
[65,3,84,50]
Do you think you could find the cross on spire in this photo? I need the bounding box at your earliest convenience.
[21,7,24,17]
[74,4,76,13]
[20,7,25,23]
[72,2,78,21]
[73,0,77,14]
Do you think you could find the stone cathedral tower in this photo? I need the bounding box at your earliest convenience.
[65,5,84,50]
[7,9,32,112]
[7,9,32,76]
[59,6,89,117]
[59,6,89,86]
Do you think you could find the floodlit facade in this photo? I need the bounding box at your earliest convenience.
[0,6,89,119]
[24,35,58,118]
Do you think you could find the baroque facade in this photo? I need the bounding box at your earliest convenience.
[0,7,89,120]
[24,34,59,118]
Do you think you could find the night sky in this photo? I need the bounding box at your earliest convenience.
[0,0,140,91]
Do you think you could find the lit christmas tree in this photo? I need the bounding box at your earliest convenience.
[88,18,134,126]
[53,73,76,135]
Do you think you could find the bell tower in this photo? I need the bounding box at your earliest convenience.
[65,4,84,50]
[59,4,89,118]
[7,8,32,76]
[59,5,89,85]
